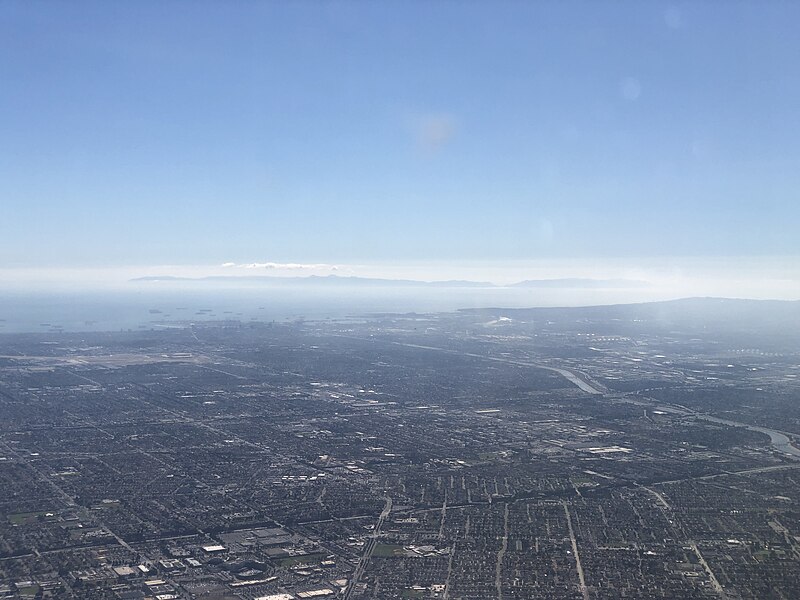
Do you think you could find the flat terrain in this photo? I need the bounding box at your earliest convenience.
[1,300,799,599]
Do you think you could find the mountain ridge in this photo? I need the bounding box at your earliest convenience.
[131,274,651,289]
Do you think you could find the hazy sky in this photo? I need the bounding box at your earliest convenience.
[1,1,799,280]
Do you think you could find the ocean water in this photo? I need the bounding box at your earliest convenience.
[0,285,673,334]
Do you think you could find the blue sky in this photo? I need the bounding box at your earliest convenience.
[1,1,799,281]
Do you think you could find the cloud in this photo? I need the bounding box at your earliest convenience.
[222,262,339,271]
[414,114,458,151]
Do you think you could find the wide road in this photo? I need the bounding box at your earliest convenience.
[344,496,392,600]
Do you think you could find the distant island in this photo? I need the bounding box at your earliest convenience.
[131,274,651,289]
